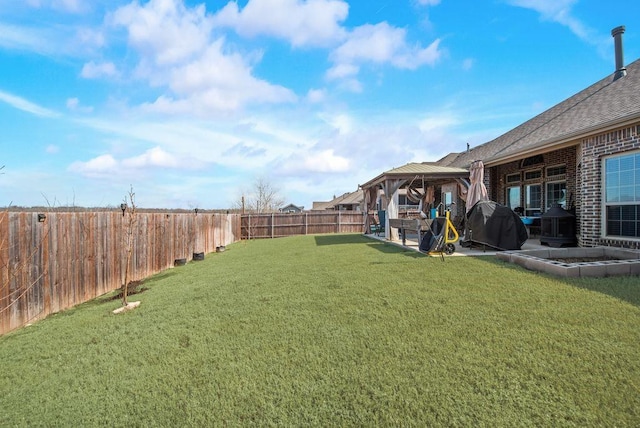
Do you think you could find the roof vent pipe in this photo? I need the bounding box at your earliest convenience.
[612,25,627,81]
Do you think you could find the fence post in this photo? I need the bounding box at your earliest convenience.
[271,213,274,238]
[305,213,308,235]
[337,211,341,233]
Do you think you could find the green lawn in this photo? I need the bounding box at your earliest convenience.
[1,234,639,426]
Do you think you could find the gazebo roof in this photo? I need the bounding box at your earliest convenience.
[360,162,469,190]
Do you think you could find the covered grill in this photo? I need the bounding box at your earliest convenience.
[540,205,576,247]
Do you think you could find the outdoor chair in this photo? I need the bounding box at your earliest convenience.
[369,215,383,235]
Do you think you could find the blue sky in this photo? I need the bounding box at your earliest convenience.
[1,0,639,209]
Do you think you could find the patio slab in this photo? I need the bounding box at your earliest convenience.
[365,234,640,277]
[365,233,548,257]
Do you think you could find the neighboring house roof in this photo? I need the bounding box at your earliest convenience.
[360,162,469,189]
[280,203,304,212]
[333,190,363,206]
[439,58,640,168]
[311,190,363,210]
[311,201,333,210]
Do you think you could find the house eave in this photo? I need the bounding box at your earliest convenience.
[484,112,640,167]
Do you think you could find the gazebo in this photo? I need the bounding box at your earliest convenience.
[360,162,470,240]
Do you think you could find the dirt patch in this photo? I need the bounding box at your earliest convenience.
[549,256,619,264]
[110,280,148,301]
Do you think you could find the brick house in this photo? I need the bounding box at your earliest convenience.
[436,27,640,249]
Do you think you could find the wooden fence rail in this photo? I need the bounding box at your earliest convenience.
[241,212,364,239]
[0,211,241,335]
[1,211,365,335]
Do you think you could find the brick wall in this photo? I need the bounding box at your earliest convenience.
[580,123,640,248]
[490,146,578,211]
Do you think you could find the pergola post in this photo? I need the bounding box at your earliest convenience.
[382,179,404,241]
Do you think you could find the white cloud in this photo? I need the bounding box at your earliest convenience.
[462,58,475,71]
[69,146,205,180]
[46,144,60,154]
[320,113,353,135]
[212,0,349,47]
[80,61,117,79]
[139,39,296,114]
[303,149,350,172]
[326,63,359,80]
[0,90,60,118]
[337,78,363,93]
[112,0,296,114]
[327,22,443,83]
[69,154,118,177]
[0,20,105,58]
[66,97,79,109]
[66,97,94,113]
[75,112,313,175]
[76,27,105,49]
[418,112,460,133]
[332,23,442,68]
[26,0,86,13]
[306,88,326,104]
[122,146,182,169]
[506,0,591,41]
[112,0,213,66]
[0,22,56,55]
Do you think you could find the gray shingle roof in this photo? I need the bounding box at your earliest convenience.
[439,58,640,168]
[311,190,363,210]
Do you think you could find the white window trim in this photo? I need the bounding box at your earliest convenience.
[601,150,640,241]
[506,173,521,184]
[524,169,542,182]
[546,164,567,180]
[545,180,567,210]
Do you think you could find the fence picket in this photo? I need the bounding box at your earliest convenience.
[1,210,366,335]
[0,211,241,335]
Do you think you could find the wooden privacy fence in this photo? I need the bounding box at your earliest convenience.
[0,211,241,335]
[241,211,364,239]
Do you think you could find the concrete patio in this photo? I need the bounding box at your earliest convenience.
[365,232,548,257]
[365,232,640,277]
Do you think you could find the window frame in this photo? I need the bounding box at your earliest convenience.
[525,183,542,217]
[506,186,521,211]
[602,150,640,240]
[545,180,567,210]
[505,173,521,184]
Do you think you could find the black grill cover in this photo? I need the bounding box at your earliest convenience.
[462,200,529,251]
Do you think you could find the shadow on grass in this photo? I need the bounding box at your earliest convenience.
[314,234,370,246]
[562,275,640,308]
[366,241,425,258]
[482,257,640,308]
[314,233,425,259]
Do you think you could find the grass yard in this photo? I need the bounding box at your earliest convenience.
[1,234,639,426]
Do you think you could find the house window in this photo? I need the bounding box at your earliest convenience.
[546,165,566,179]
[506,173,520,184]
[546,182,567,210]
[525,184,542,216]
[506,186,521,210]
[524,170,542,181]
[604,151,640,238]
[521,155,544,168]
